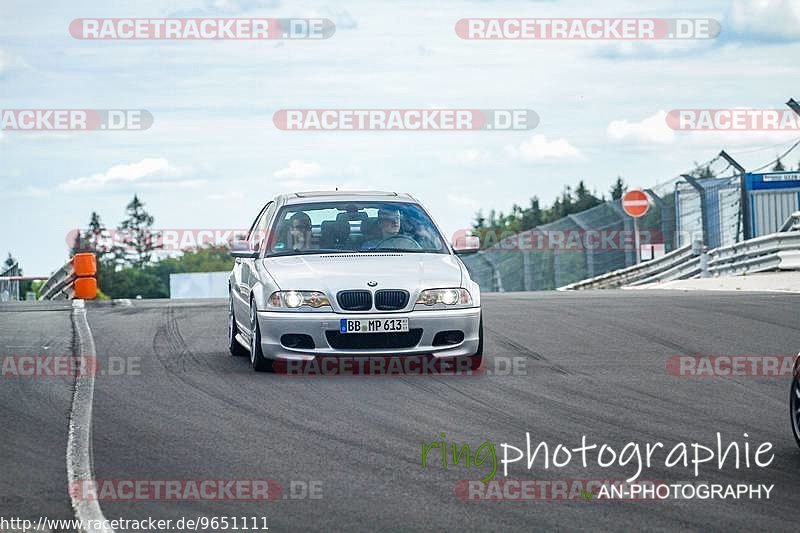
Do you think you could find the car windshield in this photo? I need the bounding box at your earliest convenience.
[266,201,447,256]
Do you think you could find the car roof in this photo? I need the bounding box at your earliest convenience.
[278,190,417,206]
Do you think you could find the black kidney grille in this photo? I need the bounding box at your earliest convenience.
[374,290,409,311]
[337,290,372,311]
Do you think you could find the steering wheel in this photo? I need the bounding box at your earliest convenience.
[372,234,422,250]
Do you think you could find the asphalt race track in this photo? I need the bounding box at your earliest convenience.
[2,291,799,531]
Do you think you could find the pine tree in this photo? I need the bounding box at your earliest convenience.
[472,210,485,230]
[72,212,110,258]
[610,176,626,200]
[118,195,160,268]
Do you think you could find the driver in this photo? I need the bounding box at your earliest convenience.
[377,208,401,238]
[361,208,402,249]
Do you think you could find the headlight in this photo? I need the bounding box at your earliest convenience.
[268,291,331,309]
[416,288,472,307]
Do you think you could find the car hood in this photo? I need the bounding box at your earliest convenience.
[261,252,464,294]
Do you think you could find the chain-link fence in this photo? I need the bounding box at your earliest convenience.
[0,262,21,302]
[462,196,672,291]
[460,183,687,292]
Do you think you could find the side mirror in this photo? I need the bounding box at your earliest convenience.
[230,238,259,259]
[452,234,480,255]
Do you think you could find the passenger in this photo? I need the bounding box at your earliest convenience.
[289,212,313,250]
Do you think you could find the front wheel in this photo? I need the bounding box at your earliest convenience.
[249,300,273,372]
[791,357,800,448]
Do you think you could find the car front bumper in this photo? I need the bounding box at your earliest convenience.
[256,306,481,360]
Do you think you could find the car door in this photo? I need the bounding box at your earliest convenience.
[232,202,272,328]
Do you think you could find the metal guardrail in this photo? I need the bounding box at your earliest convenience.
[559,243,695,290]
[39,259,76,300]
[779,211,800,232]
[562,212,800,290]
[707,231,800,276]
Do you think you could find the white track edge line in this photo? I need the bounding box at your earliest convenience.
[67,299,115,533]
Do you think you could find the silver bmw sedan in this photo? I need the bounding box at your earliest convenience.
[228,191,483,372]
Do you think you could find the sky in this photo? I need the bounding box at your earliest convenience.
[2,0,800,275]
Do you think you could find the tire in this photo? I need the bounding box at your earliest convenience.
[791,358,800,448]
[228,295,248,357]
[249,299,273,372]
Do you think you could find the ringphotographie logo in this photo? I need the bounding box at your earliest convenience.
[69,18,335,40]
[666,109,800,131]
[273,109,539,131]
[455,18,720,40]
[1,109,153,131]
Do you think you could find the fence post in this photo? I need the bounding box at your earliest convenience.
[479,253,503,292]
[609,201,636,267]
[522,251,531,291]
[683,175,711,248]
[645,188,675,253]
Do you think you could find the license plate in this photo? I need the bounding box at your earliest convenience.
[339,318,409,334]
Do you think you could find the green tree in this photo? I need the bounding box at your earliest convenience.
[772,157,786,171]
[472,210,485,230]
[610,176,626,200]
[72,211,111,258]
[118,195,160,268]
[574,180,602,212]
[521,197,543,229]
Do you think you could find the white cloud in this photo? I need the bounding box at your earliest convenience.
[4,186,51,199]
[207,191,245,201]
[607,110,675,144]
[0,50,10,75]
[325,8,358,30]
[58,158,190,192]
[446,193,481,210]
[446,149,492,167]
[274,160,321,180]
[505,135,582,161]
[0,48,28,77]
[728,0,800,42]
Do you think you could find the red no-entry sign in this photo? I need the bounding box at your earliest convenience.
[622,189,650,218]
